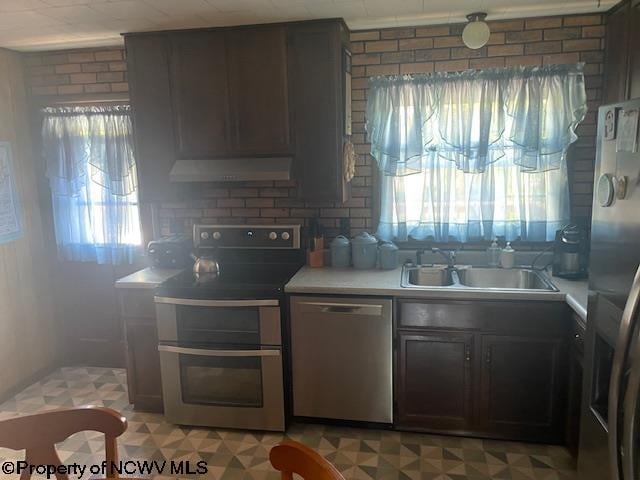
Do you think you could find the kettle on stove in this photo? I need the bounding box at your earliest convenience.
[552,224,588,279]
[191,253,220,278]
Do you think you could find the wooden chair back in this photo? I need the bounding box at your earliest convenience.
[270,441,346,480]
[0,406,127,480]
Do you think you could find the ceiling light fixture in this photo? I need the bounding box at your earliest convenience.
[462,12,490,50]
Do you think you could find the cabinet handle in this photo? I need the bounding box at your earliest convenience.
[485,347,492,364]
[465,345,471,362]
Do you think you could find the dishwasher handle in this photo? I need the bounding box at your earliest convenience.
[297,301,384,316]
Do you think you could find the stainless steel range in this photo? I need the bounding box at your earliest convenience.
[154,224,303,431]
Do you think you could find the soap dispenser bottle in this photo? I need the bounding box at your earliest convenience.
[501,242,516,269]
[487,238,500,267]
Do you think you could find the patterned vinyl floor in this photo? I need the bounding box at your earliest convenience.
[0,367,576,479]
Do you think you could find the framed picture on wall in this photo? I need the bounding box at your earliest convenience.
[0,142,23,244]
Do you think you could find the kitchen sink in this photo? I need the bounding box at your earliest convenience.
[456,267,557,291]
[405,265,455,287]
[401,265,558,292]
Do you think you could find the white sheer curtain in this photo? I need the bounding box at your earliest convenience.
[367,64,587,242]
[378,154,570,242]
[42,105,142,264]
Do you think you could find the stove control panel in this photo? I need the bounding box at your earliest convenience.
[194,224,301,249]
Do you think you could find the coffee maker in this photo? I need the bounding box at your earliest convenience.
[552,224,588,279]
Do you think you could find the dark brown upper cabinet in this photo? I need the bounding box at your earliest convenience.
[169,26,290,159]
[602,0,640,103]
[629,0,640,98]
[226,26,291,155]
[126,34,179,203]
[126,20,349,203]
[287,20,350,203]
[603,1,631,104]
[169,31,231,159]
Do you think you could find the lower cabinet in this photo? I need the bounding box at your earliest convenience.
[397,332,473,432]
[118,288,163,412]
[566,314,585,456]
[395,299,569,443]
[479,335,565,441]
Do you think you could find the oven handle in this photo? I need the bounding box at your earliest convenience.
[158,345,281,357]
[155,297,279,307]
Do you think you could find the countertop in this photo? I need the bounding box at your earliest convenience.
[114,267,183,289]
[285,266,588,321]
[548,275,588,321]
[115,265,588,320]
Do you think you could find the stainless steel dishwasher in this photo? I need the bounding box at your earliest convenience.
[289,296,393,424]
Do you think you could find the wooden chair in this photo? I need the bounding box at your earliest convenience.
[270,441,346,480]
[0,405,127,479]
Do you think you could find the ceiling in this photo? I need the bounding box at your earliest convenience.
[0,0,616,52]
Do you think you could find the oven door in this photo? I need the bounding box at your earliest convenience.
[157,343,284,431]
[154,297,284,431]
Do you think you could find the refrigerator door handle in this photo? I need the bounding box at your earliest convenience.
[622,332,640,480]
[609,265,640,480]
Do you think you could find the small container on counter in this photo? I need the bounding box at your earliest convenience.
[500,242,515,269]
[351,232,378,270]
[330,235,351,268]
[487,238,500,267]
[378,241,399,270]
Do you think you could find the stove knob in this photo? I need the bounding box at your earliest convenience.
[269,232,278,240]
[281,232,290,241]
[200,231,210,240]
[212,231,222,240]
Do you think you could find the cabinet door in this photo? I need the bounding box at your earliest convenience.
[288,21,348,202]
[169,31,231,159]
[603,2,631,103]
[226,26,291,155]
[125,34,177,203]
[396,331,474,432]
[124,318,163,412]
[628,0,640,98]
[479,335,566,442]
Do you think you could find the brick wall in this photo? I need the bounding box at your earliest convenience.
[24,47,127,96]
[23,13,605,241]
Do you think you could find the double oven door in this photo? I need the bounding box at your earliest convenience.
[155,297,285,431]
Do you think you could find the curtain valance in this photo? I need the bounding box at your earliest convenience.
[366,64,587,176]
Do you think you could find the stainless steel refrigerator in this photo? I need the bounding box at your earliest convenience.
[578,98,640,480]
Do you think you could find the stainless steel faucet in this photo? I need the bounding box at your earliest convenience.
[431,247,456,267]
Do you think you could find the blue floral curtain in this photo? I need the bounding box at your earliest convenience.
[367,64,587,242]
[42,105,141,265]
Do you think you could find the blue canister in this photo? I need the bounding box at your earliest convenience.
[330,235,351,268]
[351,232,378,269]
[378,241,399,270]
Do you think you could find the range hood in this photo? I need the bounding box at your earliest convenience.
[169,157,292,182]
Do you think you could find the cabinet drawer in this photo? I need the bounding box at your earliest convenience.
[119,289,156,319]
[398,299,568,335]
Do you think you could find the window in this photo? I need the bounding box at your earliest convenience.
[42,105,141,265]
[378,152,569,243]
[366,64,587,243]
